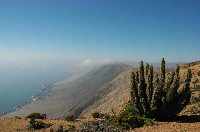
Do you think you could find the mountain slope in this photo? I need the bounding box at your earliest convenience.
[8,63,131,118]
[82,61,200,117]
[7,61,200,118]
[3,61,200,132]
[81,69,133,117]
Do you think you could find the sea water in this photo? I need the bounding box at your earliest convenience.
[0,64,72,114]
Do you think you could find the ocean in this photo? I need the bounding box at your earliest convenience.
[0,63,72,114]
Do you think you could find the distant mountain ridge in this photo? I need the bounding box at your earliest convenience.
[180,61,200,68]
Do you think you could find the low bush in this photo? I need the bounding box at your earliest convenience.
[79,120,123,132]
[198,71,200,76]
[67,124,76,131]
[91,112,105,119]
[50,125,64,132]
[116,103,154,129]
[26,113,45,119]
[28,118,51,130]
[14,116,22,119]
[65,115,75,122]
[90,103,154,130]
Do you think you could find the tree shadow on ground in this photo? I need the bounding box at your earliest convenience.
[160,115,200,123]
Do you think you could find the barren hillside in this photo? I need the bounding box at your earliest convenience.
[81,69,133,117]
[7,63,131,118]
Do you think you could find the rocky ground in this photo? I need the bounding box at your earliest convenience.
[134,122,200,132]
[1,115,200,132]
[1,100,200,132]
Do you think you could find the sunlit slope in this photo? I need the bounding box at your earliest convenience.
[82,61,200,117]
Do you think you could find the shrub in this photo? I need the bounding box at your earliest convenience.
[79,119,123,132]
[14,116,22,119]
[67,124,76,131]
[130,58,192,119]
[50,125,64,132]
[28,118,51,130]
[91,112,104,119]
[26,113,45,119]
[198,71,200,76]
[116,103,154,129]
[65,115,75,122]
[117,109,143,128]
[93,103,154,130]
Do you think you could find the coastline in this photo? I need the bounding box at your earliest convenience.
[0,82,55,117]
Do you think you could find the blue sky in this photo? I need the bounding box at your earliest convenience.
[0,0,199,63]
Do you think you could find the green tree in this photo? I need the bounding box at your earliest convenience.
[147,65,154,103]
[160,58,166,85]
[145,63,150,76]
[130,59,192,119]
[130,72,138,104]
[138,61,149,114]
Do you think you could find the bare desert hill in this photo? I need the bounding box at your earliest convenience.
[81,69,132,117]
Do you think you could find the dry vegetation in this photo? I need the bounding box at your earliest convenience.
[1,115,200,132]
[0,117,83,132]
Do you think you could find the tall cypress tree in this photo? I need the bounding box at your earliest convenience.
[161,58,166,83]
[176,65,180,80]
[165,72,175,94]
[166,66,180,104]
[136,71,139,84]
[130,72,138,104]
[138,61,149,114]
[147,65,154,103]
[160,58,166,96]
[184,69,192,103]
[151,74,162,114]
[130,72,142,114]
[145,63,150,77]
